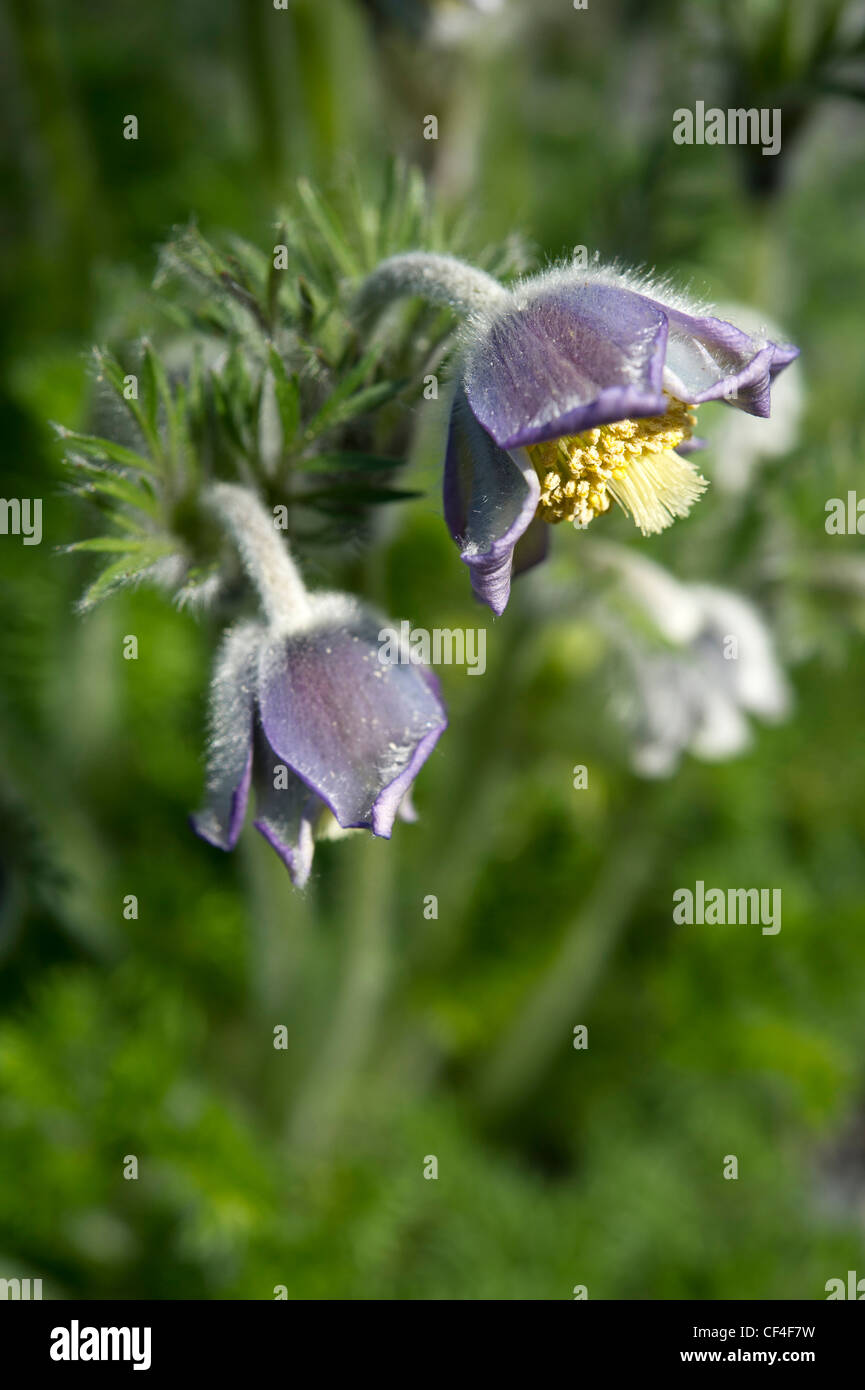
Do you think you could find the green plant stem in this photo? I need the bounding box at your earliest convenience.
[242,826,315,1018]
[285,831,394,1155]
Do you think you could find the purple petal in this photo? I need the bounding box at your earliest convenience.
[676,435,708,456]
[251,725,319,888]
[257,604,447,838]
[191,622,260,852]
[369,723,443,837]
[463,282,669,448]
[652,303,799,417]
[444,391,540,615]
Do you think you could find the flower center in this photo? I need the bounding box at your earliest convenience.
[526,396,705,535]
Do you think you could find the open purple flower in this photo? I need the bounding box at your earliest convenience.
[191,486,446,886]
[358,254,799,615]
[447,265,799,613]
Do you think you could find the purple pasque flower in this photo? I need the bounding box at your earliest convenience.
[448,263,799,614]
[358,253,799,615]
[191,485,446,886]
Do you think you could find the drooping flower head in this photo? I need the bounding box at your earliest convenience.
[358,254,799,614]
[191,485,447,886]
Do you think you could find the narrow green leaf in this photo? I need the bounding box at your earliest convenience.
[267,346,300,445]
[139,343,160,440]
[67,462,159,517]
[76,546,176,612]
[209,367,248,455]
[296,177,361,279]
[93,348,162,458]
[64,536,168,554]
[303,379,405,442]
[301,343,395,443]
[142,341,182,467]
[55,427,155,473]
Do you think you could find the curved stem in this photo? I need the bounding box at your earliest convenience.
[355,252,508,320]
[206,482,312,629]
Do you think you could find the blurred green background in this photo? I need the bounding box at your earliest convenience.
[2,0,865,1299]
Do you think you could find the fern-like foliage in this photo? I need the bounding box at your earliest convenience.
[58,163,529,612]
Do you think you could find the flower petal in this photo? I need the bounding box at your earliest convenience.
[656,303,799,416]
[251,725,319,888]
[190,621,261,851]
[463,282,669,448]
[444,391,540,614]
[257,599,447,838]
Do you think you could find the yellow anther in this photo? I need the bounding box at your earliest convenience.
[526,395,706,534]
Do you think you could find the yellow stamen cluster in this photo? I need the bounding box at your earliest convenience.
[527,397,705,535]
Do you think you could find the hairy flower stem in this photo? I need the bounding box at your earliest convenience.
[355,252,508,319]
[206,482,311,629]
[285,832,395,1156]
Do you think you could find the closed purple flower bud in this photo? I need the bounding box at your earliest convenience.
[191,486,446,886]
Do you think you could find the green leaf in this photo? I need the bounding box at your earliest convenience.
[75,544,178,612]
[267,346,300,446]
[302,344,403,444]
[141,340,183,468]
[296,177,361,280]
[98,511,149,537]
[92,349,163,459]
[66,459,159,517]
[54,427,155,473]
[209,367,248,456]
[306,380,404,441]
[64,536,168,554]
